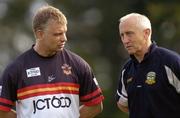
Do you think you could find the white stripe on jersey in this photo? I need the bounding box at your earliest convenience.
[121,69,127,97]
[16,94,79,118]
[117,69,128,106]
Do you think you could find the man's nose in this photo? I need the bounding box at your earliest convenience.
[122,35,129,43]
[61,34,67,42]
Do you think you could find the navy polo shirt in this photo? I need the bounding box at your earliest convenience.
[116,43,180,118]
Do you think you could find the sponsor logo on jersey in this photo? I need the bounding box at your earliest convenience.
[33,96,71,114]
[48,75,56,82]
[0,86,2,96]
[145,71,156,85]
[61,64,72,75]
[26,67,41,77]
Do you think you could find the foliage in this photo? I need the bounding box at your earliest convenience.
[0,0,179,117]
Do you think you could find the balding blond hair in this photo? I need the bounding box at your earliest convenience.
[32,5,67,33]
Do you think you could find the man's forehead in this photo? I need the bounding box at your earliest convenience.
[120,16,137,25]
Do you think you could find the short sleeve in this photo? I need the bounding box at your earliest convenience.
[0,64,17,111]
[162,50,180,93]
[78,61,104,106]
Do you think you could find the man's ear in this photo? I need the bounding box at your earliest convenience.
[144,28,151,40]
[35,30,44,40]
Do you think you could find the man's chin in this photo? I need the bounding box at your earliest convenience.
[57,48,64,51]
[127,50,134,55]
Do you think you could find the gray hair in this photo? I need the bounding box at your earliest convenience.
[119,13,151,31]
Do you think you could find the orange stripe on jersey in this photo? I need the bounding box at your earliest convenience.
[0,105,11,111]
[0,98,14,105]
[18,90,79,100]
[17,83,80,100]
[17,82,79,93]
[80,88,102,100]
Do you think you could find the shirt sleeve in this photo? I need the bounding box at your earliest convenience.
[115,69,128,107]
[78,60,104,106]
[163,50,180,93]
[0,64,17,111]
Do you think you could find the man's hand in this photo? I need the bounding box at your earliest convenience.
[0,110,16,118]
[79,102,103,118]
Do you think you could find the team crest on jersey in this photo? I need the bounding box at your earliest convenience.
[26,67,41,77]
[61,64,72,75]
[145,71,156,85]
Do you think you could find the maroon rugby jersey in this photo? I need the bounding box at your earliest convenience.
[0,47,104,118]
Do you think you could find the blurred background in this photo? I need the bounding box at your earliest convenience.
[0,0,180,118]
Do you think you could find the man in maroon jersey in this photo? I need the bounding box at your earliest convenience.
[0,5,104,118]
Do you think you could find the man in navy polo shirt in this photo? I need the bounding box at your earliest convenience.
[116,13,180,118]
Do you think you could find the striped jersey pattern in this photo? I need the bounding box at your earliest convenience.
[0,47,104,118]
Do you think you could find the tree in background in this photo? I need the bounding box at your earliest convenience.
[0,0,179,117]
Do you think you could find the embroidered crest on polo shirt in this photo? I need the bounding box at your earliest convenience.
[26,67,41,77]
[145,71,156,85]
[61,64,72,75]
